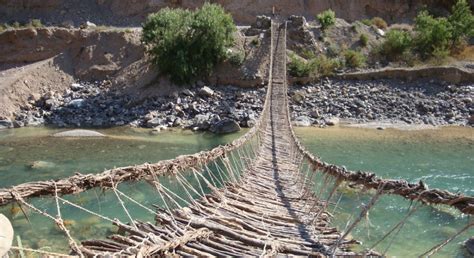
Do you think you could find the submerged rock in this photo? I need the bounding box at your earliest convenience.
[29,160,56,170]
[0,214,13,256]
[53,129,105,137]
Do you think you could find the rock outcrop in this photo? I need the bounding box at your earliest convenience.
[0,0,469,26]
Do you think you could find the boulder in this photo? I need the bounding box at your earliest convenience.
[211,119,241,134]
[198,86,214,97]
[294,116,312,127]
[71,83,84,91]
[253,15,271,29]
[291,92,305,104]
[375,28,385,37]
[288,15,307,28]
[146,118,163,128]
[0,214,13,257]
[53,129,105,137]
[309,109,320,118]
[468,115,474,125]
[0,119,13,129]
[68,99,85,108]
[85,21,97,28]
[325,117,340,126]
[181,89,195,97]
[193,114,211,130]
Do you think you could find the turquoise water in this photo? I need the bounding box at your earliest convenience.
[297,126,474,257]
[0,127,243,254]
[0,126,473,257]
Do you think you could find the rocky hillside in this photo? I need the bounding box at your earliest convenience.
[0,0,472,26]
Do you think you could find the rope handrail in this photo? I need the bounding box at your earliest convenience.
[282,60,474,215]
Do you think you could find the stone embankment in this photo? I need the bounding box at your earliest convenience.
[1,78,472,132]
[1,81,265,133]
[290,79,473,127]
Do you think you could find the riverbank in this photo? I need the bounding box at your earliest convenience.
[290,78,473,128]
[1,78,472,132]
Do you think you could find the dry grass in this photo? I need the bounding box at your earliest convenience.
[453,45,474,61]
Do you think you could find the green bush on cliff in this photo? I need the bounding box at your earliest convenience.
[288,53,317,77]
[142,3,236,84]
[288,53,340,78]
[344,50,365,68]
[448,0,474,47]
[413,10,452,58]
[317,9,336,31]
[381,29,413,60]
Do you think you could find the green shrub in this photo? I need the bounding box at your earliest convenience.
[359,34,369,47]
[28,19,43,28]
[12,22,20,29]
[288,53,340,78]
[361,19,372,26]
[414,10,452,58]
[142,3,236,84]
[301,49,317,59]
[250,38,260,46]
[448,0,474,46]
[317,9,336,31]
[344,50,365,68]
[371,17,387,29]
[227,50,245,66]
[288,54,317,77]
[315,55,341,77]
[432,46,450,63]
[381,29,413,59]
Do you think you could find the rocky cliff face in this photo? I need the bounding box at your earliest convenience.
[0,0,471,26]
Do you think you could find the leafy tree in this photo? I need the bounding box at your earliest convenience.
[448,0,474,46]
[317,9,336,31]
[414,10,452,58]
[142,4,236,84]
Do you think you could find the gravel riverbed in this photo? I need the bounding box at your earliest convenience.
[1,79,472,132]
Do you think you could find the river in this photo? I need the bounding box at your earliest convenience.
[0,126,472,257]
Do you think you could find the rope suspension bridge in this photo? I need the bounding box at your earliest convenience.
[0,21,473,257]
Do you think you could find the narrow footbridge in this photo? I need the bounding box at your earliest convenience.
[0,22,473,257]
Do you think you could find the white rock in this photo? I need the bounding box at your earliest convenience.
[198,86,214,97]
[375,28,385,37]
[325,117,340,126]
[0,214,13,257]
[86,21,97,28]
[53,129,105,137]
[68,99,85,108]
[71,83,83,91]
